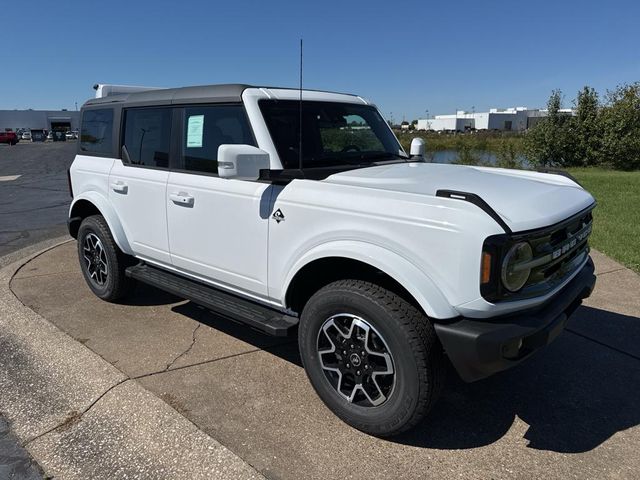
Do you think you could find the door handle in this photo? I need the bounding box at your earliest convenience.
[169,192,195,207]
[110,181,128,194]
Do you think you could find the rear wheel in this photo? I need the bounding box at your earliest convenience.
[77,215,134,301]
[298,279,444,436]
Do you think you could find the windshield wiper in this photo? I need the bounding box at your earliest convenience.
[357,152,409,162]
[302,151,409,168]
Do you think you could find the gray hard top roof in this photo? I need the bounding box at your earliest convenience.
[83,84,252,107]
[83,84,359,108]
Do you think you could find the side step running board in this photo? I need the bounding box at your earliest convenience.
[125,264,298,337]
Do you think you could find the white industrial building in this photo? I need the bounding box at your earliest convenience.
[416,107,573,132]
[417,114,474,132]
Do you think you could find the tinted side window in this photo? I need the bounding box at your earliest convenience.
[80,108,113,154]
[123,108,172,168]
[181,105,255,174]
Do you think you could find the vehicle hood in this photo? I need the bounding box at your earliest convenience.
[324,162,595,232]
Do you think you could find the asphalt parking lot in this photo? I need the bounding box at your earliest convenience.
[6,240,640,479]
[0,142,75,258]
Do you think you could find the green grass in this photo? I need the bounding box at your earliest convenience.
[568,168,640,273]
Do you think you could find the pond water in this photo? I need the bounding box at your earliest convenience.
[426,149,530,167]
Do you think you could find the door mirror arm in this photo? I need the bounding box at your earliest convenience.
[121,144,132,164]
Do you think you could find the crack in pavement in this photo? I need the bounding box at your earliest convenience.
[566,328,640,361]
[4,183,68,193]
[134,348,264,380]
[11,270,80,280]
[0,202,69,215]
[21,378,130,448]
[133,339,298,381]
[0,232,31,246]
[164,324,202,372]
[595,267,627,277]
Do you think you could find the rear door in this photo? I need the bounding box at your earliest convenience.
[109,107,173,264]
[166,104,272,299]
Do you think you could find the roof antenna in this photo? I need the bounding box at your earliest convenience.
[298,38,303,172]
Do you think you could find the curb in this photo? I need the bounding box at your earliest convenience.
[0,240,264,479]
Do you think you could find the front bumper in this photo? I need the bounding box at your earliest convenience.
[434,258,596,382]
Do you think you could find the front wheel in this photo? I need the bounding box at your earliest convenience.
[77,215,134,301]
[298,280,444,437]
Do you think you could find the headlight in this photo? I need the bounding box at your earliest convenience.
[501,242,533,292]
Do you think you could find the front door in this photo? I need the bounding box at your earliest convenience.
[166,105,271,300]
[109,107,173,264]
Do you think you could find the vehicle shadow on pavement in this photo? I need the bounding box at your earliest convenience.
[171,301,299,351]
[392,305,640,453]
[116,282,182,307]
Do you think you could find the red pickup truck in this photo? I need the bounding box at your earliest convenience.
[0,131,19,145]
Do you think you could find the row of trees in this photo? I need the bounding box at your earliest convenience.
[525,83,640,170]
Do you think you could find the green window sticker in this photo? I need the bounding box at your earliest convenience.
[187,114,204,148]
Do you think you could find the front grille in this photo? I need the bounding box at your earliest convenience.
[516,207,594,299]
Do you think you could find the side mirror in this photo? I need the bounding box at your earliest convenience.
[410,137,426,161]
[217,145,270,180]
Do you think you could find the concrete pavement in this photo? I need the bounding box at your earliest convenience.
[0,241,263,480]
[3,240,640,479]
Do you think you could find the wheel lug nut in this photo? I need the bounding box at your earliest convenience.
[346,364,350,368]
[356,370,360,375]
[350,344,354,348]
[343,350,347,355]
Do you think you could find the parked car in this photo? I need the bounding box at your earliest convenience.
[0,131,19,145]
[68,84,596,437]
[21,131,31,141]
[47,131,53,141]
[65,130,77,140]
[30,129,46,142]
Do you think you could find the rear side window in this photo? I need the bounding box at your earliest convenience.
[80,109,114,154]
[180,105,255,174]
[123,108,172,168]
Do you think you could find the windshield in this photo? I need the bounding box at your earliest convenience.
[259,100,406,169]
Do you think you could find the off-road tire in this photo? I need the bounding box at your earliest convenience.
[77,214,134,301]
[299,279,445,437]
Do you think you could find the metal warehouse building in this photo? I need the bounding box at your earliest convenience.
[0,109,80,132]
[416,107,574,132]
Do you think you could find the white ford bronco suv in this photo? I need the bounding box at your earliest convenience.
[68,84,596,436]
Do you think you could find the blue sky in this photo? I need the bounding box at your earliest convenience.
[2,0,639,120]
